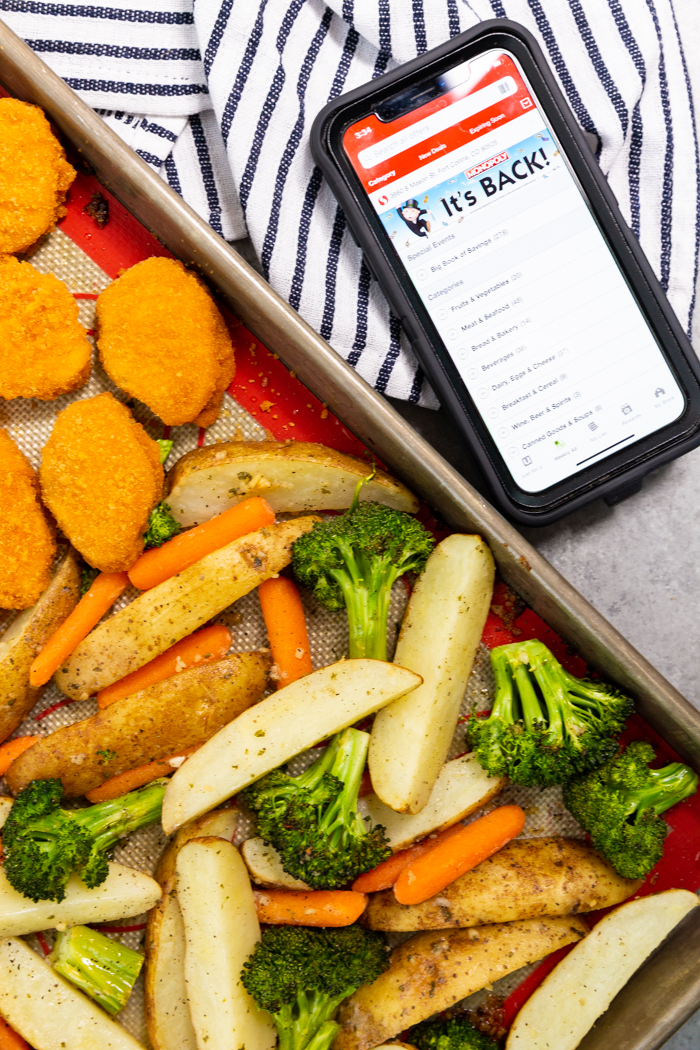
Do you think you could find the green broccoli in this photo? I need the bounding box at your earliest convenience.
[240,727,390,889]
[292,485,434,661]
[240,925,389,1050]
[51,924,144,1015]
[156,438,173,466]
[2,777,168,903]
[467,640,633,787]
[410,1014,500,1050]
[144,501,181,548]
[563,741,698,878]
[79,563,100,597]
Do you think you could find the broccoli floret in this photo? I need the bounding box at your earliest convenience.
[292,489,434,661]
[467,640,633,787]
[2,777,168,902]
[241,727,390,889]
[79,563,100,597]
[144,502,181,548]
[411,1015,500,1050]
[241,925,389,1050]
[51,924,143,1015]
[563,741,698,878]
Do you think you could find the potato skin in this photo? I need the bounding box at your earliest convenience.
[334,917,588,1050]
[0,548,80,742]
[363,838,642,931]
[6,651,270,797]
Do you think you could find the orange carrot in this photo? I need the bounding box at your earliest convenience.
[0,736,39,777]
[96,624,232,708]
[85,745,201,803]
[394,805,526,905]
[258,576,313,688]
[352,822,465,893]
[29,572,130,688]
[128,497,275,590]
[0,1018,30,1050]
[253,889,367,927]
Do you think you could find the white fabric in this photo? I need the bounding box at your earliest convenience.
[1,0,698,406]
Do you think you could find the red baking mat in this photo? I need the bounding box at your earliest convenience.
[11,105,700,1031]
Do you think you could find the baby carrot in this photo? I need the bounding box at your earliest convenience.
[0,1018,30,1050]
[0,736,39,777]
[128,497,275,590]
[96,624,232,708]
[258,576,313,688]
[394,805,526,905]
[85,745,200,803]
[29,571,130,688]
[253,889,367,927]
[352,822,465,893]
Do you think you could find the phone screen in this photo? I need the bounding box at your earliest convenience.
[342,50,685,494]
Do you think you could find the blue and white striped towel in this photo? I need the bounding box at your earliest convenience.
[1,0,698,407]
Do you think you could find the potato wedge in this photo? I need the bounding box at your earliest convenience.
[166,440,418,526]
[0,547,79,742]
[363,838,641,931]
[176,837,276,1050]
[0,936,144,1050]
[56,517,318,699]
[242,837,311,890]
[0,796,12,829]
[0,861,161,937]
[334,917,588,1050]
[358,755,505,851]
[370,535,495,813]
[145,808,239,1050]
[7,652,270,797]
[162,658,421,833]
[506,889,699,1050]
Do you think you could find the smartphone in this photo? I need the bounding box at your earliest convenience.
[311,19,700,525]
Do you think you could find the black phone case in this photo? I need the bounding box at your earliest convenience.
[310,18,700,526]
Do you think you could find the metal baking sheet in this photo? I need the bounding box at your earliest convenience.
[1,18,699,1050]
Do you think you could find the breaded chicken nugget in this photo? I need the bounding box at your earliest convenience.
[95,257,235,427]
[0,257,92,400]
[0,428,56,609]
[0,98,76,255]
[40,393,163,573]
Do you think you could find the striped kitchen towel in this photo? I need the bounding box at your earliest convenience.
[1,0,698,407]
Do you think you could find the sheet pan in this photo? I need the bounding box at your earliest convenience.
[1,18,699,1049]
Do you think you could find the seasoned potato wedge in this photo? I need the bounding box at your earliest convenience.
[166,440,418,526]
[242,837,311,890]
[358,755,505,851]
[56,517,317,699]
[370,535,495,813]
[334,917,588,1050]
[177,837,276,1050]
[7,652,270,797]
[363,838,641,931]
[0,547,80,742]
[506,889,699,1050]
[162,658,421,833]
[155,807,239,891]
[144,892,196,1050]
[0,861,161,937]
[0,936,144,1050]
[0,796,12,829]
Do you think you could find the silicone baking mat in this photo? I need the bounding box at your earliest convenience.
[2,92,700,1045]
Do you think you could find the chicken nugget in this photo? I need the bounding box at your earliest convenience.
[96,257,235,426]
[40,393,164,572]
[0,98,76,255]
[0,257,92,400]
[0,428,56,609]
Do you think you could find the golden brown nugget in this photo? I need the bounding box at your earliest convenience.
[96,257,235,426]
[0,428,56,608]
[40,393,163,572]
[0,98,76,255]
[0,257,92,400]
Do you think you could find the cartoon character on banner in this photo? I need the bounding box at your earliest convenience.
[397,199,433,245]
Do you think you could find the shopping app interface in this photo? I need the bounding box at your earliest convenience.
[343,50,684,492]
